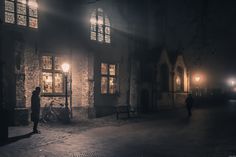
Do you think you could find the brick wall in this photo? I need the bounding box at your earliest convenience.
[16,46,94,119]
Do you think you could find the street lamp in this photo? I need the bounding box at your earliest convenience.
[61,63,70,123]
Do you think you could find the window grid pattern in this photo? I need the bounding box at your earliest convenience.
[4,0,38,28]
[42,56,64,94]
[90,8,111,43]
[101,63,118,94]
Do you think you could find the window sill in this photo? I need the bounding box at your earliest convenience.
[41,93,71,97]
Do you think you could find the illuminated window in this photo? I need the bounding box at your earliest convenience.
[41,56,64,94]
[90,8,111,43]
[176,66,184,92]
[4,0,38,28]
[101,63,118,94]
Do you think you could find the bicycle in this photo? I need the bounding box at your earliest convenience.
[41,100,68,123]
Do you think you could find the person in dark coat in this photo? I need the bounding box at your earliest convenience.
[185,94,194,117]
[31,87,41,133]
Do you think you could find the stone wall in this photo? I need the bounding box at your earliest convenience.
[18,46,93,119]
[24,46,40,107]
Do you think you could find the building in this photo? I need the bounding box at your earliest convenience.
[137,48,190,112]
[0,0,190,125]
[0,0,143,124]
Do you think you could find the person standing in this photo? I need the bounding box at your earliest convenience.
[185,94,194,117]
[31,87,41,133]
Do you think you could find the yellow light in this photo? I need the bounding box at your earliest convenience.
[195,76,201,82]
[28,1,38,9]
[232,81,235,86]
[176,76,181,85]
[97,20,103,25]
[90,18,96,24]
[61,63,70,73]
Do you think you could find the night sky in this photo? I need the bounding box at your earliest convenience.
[146,0,236,88]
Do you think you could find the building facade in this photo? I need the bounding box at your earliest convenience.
[0,0,140,124]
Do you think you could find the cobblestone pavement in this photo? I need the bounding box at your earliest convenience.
[1,101,236,157]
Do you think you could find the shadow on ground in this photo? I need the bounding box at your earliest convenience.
[0,132,34,147]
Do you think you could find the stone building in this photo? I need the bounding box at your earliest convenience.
[157,49,190,109]
[0,0,142,124]
[137,48,190,112]
[0,0,191,125]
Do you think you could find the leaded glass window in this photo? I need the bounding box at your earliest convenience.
[42,72,53,93]
[5,0,15,24]
[42,56,52,70]
[101,63,118,94]
[4,0,38,28]
[176,66,184,92]
[28,0,38,28]
[90,8,111,43]
[42,55,65,94]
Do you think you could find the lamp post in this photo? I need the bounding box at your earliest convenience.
[61,63,70,123]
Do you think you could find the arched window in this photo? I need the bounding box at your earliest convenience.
[176,66,184,92]
[90,8,111,43]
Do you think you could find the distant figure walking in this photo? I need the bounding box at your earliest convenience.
[185,94,194,117]
[31,87,41,133]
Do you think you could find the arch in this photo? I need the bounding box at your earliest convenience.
[176,66,184,92]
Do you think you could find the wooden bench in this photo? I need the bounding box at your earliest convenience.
[115,104,136,119]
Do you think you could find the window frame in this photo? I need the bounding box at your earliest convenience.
[100,62,119,95]
[90,8,111,44]
[41,54,67,96]
[4,0,38,29]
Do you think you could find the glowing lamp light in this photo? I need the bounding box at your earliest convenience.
[176,76,181,85]
[61,63,70,73]
[195,76,201,82]
[231,81,235,86]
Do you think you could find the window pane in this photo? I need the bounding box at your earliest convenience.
[105,26,110,35]
[18,0,26,4]
[42,72,53,93]
[5,0,15,12]
[91,32,96,40]
[98,8,103,13]
[98,33,103,42]
[91,24,96,32]
[54,73,63,93]
[28,0,38,9]
[109,64,116,76]
[5,12,15,23]
[101,63,108,75]
[105,16,110,26]
[17,14,26,26]
[109,77,116,94]
[101,77,108,94]
[17,2,26,15]
[29,17,38,28]
[98,15,103,25]
[54,56,62,70]
[98,25,103,34]
[105,35,110,43]
[29,7,38,17]
[42,56,52,70]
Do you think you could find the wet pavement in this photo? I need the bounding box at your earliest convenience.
[1,101,236,157]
